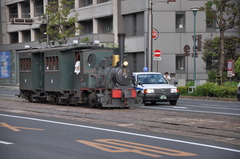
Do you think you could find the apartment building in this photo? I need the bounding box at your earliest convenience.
[1,0,235,85]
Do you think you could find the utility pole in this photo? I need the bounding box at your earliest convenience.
[148,0,153,72]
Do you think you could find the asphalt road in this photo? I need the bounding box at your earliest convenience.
[143,99,240,116]
[1,113,240,159]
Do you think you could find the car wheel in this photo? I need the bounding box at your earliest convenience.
[151,101,156,105]
[170,100,177,105]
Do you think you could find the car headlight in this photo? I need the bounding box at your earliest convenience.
[171,88,178,93]
[144,89,154,94]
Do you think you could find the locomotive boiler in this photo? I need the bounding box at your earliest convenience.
[18,33,142,108]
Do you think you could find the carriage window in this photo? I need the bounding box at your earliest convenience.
[87,54,96,68]
[20,58,31,71]
[45,56,58,70]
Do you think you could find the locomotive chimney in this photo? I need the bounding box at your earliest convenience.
[118,33,125,67]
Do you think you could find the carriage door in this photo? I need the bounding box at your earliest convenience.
[74,52,82,93]
[32,52,44,90]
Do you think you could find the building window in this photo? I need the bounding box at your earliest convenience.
[21,1,30,18]
[47,0,59,13]
[8,4,18,21]
[98,17,113,33]
[33,29,41,41]
[97,0,111,3]
[176,55,185,72]
[45,56,59,71]
[206,15,216,32]
[20,58,31,71]
[62,0,75,10]
[34,0,44,17]
[176,12,185,32]
[9,32,19,44]
[85,0,92,6]
[79,20,93,34]
[22,30,31,42]
[123,12,144,37]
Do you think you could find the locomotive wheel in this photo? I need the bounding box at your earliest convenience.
[53,97,57,105]
[28,95,33,102]
[88,92,98,107]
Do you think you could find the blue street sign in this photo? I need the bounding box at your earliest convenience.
[143,67,148,72]
[0,51,11,78]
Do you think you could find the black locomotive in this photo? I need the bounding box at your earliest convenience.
[18,33,142,108]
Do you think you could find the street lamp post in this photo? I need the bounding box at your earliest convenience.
[191,6,199,85]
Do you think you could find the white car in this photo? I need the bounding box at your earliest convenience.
[133,72,180,105]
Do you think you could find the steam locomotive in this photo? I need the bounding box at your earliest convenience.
[18,33,142,108]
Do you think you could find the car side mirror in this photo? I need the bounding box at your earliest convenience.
[138,82,144,87]
[174,81,178,86]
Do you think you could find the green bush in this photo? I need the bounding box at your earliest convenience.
[178,82,237,98]
[195,82,237,98]
[213,86,237,98]
[195,82,217,97]
[222,81,238,88]
[178,86,189,94]
[208,70,219,81]
[186,81,194,86]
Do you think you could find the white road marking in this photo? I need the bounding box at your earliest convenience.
[184,104,240,111]
[172,106,187,109]
[141,106,240,116]
[0,141,14,145]
[0,113,239,153]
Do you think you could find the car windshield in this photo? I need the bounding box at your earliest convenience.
[137,74,168,84]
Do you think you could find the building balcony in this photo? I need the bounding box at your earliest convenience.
[71,33,114,44]
[72,1,113,21]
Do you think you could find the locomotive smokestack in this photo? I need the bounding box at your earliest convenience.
[118,33,125,67]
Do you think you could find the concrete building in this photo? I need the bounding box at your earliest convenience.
[0,0,237,85]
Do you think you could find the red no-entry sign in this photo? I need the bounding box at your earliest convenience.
[153,50,162,60]
[152,28,159,40]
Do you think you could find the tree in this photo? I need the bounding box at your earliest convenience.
[40,0,82,45]
[235,57,240,79]
[202,36,240,79]
[202,0,240,83]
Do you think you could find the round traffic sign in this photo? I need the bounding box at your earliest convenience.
[143,67,148,72]
[154,50,161,57]
[152,28,159,40]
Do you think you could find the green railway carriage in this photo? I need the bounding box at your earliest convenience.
[19,50,44,100]
[44,47,74,92]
